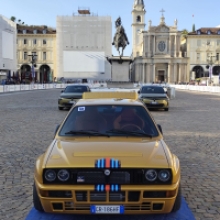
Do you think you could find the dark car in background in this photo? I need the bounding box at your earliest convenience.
[58,85,90,110]
[138,85,169,111]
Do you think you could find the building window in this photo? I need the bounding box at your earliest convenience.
[197,30,201,35]
[24,52,27,60]
[136,16,141,22]
[24,39,27,44]
[43,39,47,45]
[23,30,26,34]
[218,30,220,35]
[216,53,219,61]
[197,53,200,61]
[43,52,46,60]
[43,29,47,34]
[207,30,211,35]
[33,39,37,44]
[33,30,37,34]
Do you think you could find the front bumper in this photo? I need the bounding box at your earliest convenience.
[35,178,180,214]
[141,99,169,109]
[58,99,78,108]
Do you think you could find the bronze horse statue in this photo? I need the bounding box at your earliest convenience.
[112,17,129,57]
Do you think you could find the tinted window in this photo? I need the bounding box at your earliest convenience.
[141,86,165,94]
[59,105,159,137]
[64,86,88,93]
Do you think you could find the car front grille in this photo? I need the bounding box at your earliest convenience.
[75,191,139,202]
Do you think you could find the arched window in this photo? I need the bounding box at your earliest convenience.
[197,30,201,35]
[207,30,211,35]
[136,16,141,22]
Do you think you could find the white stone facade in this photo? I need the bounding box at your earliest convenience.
[131,1,189,84]
[0,15,17,82]
[56,13,112,81]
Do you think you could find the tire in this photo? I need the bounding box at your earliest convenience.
[33,182,44,212]
[164,108,169,111]
[58,107,64,110]
[172,185,181,212]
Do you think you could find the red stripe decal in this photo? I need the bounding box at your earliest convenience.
[105,158,110,168]
[105,185,110,192]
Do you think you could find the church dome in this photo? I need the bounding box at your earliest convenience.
[134,0,144,6]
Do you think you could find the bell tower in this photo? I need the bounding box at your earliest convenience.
[132,0,146,57]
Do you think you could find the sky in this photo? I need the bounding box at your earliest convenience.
[1,0,220,56]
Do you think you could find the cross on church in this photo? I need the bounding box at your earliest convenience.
[160,9,165,16]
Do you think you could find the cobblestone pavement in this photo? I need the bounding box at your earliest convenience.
[0,89,220,220]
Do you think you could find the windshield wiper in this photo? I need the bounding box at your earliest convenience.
[106,129,153,138]
[65,130,110,137]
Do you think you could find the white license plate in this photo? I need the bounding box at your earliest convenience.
[151,101,158,104]
[90,205,124,214]
[69,101,75,104]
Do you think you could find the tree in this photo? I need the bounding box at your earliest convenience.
[192,24,196,32]
[10,16,16,22]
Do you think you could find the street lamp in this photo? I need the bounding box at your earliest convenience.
[28,54,37,84]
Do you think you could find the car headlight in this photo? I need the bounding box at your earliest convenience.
[145,169,157,182]
[57,169,70,182]
[45,169,56,182]
[158,170,170,182]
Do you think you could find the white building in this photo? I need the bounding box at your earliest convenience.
[56,8,112,82]
[131,0,189,84]
[0,15,17,83]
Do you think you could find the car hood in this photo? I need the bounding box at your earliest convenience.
[60,92,83,99]
[45,137,169,168]
[140,93,167,98]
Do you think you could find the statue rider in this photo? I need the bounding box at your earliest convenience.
[112,17,129,57]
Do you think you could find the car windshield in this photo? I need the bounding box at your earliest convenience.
[141,86,165,94]
[64,86,88,93]
[59,105,159,137]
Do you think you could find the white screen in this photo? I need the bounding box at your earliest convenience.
[63,51,105,72]
[2,31,14,59]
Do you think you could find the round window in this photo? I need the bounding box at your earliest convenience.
[158,41,166,52]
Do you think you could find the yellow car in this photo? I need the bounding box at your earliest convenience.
[138,85,169,111]
[33,91,181,215]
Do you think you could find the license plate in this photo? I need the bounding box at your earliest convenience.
[90,205,124,214]
[151,101,158,104]
[69,101,75,104]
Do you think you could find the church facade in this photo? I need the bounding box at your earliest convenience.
[131,0,189,84]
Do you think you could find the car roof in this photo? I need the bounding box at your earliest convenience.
[75,98,143,106]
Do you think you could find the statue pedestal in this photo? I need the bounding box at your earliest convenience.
[107,56,132,82]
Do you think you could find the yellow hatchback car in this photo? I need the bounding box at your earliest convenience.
[33,91,181,215]
[138,85,169,111]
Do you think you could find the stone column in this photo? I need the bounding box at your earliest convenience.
[153,64,156,83]
[178,64,182,83]
[174,35,177,57]
[148,35,151,57]
[167,63,171,83]
[174,64,177,84]
[142,63,145,83]
[154,35,156,55]
[169,35,172,56]
[147,64,151,83]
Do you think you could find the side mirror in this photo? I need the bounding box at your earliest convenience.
[61,90,64,93]
[54,124,60,137]
[138,90,140,94]
[157,124,163,135]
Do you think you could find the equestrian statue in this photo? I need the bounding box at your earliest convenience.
[112,17,129,57]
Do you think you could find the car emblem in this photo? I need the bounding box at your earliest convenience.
[104,169,111,176]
